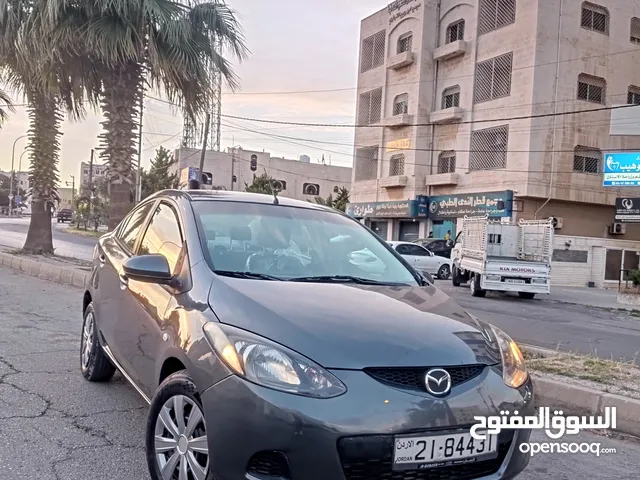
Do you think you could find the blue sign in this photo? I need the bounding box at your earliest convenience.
[346,197,428,218]
[603,152,640,186]
[187,166,200,181]
[427,190,514,218]
[15,195,21,205]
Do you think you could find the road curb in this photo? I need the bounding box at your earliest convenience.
[0,252,87,289]
[532,375,640,438]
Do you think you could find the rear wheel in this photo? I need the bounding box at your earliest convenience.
[80,303,116,382]
[470,274,486,298]
[518,292,536,299]
[437,264,451,280]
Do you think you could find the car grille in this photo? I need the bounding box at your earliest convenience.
[246,451,291,478]
[337,429,512,480]
[364,365,485,392]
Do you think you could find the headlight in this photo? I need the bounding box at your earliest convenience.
[489,325,528,389]
[203,322,347,398]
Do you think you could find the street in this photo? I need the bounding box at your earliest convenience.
[0,217,96,261]
[0,268,638,479]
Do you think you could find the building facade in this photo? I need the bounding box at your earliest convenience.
[348,0,640,286]
[173,147,352,202]
[80,161,108,187]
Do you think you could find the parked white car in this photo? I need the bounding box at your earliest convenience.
[387,241,453,279]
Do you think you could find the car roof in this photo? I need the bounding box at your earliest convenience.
[148,189,337,213]
[387,241,417,246]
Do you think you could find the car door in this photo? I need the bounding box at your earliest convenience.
[406,244,438,273]
[97,201,155,376]
[116,201,186,398]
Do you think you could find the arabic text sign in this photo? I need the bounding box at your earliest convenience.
[615,197,640,223]
[470,406,616,441]
[603,152,640,186]
[386,138,411,152]
[428,191,513,218]
[346,199,427,218]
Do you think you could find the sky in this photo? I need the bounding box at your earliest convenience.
[0,0,386,183]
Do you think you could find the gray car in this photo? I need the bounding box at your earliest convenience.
[80,190,534,480]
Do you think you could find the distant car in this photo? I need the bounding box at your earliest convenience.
[415,238,453,258]
[57,209,74,223]
[388,241,453,279]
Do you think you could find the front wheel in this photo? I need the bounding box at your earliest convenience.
[518,292,536,299]
[437,264,451,280]
[146,371,212,480]
[452,265,461,287]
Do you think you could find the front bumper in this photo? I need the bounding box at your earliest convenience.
[201,366,534,480]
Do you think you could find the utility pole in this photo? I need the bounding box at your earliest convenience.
[88,149,94,220]
[9,134,27,215]
[197,113,211,188]
[135,93,144,203]
[230,136,235,191]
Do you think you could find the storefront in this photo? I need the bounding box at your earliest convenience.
[427,191,514,239]
[345,196,428,241]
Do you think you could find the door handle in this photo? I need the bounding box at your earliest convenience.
[119,273,129,290]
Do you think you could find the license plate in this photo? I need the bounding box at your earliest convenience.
[504,279,525,284]
[393,431,498,470]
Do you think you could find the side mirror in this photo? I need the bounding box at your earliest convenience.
[419,270,435,284]
[123,254,173,284]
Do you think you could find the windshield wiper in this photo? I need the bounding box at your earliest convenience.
[214,270,282,281]
[288,275,404,285]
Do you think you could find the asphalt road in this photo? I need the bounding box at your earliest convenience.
[435,281,640,363]
[0,268,639,479]
[0,217,96,261]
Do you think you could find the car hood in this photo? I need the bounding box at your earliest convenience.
[208,279,501,369]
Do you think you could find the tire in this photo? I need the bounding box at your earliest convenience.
[518,292,536,299]
[470,274,486,298]
[80,303,116,382]
[438,264,451,280]
[146,371,212,480]
[452,266,461,287]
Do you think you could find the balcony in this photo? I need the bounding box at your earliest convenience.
[380,175,408,188]
[425,173,459,186]
[429,107,463,124]
[387,51,415,70]
[433,40,468,62]
[385,114,412,128]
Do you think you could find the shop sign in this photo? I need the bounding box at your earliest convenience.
[386,138,411,152]
[603,152,640,187]
[427,191,514,218]
[346,197,428,218]
[388,0,421,24]
[615,197,640,223]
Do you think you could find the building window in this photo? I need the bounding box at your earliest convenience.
[631,18,640,44]
[438,152,456,174]
[397,33,412,53]
[577,74,605,104]
[354,146,379,181]
[389,154,405,176]
[580,2,609,35]
[333,185,339,193]
[628,86,640,105]
[302,183,320,196]
[573,146,601,174]
[393,93,409,115]
[358,87,383,125]
[478,0,516,36]
[474,52,513,103]
[470,125,508,171]
[360,30,386,73]
[442,86,460,109]
[446,20,465,43]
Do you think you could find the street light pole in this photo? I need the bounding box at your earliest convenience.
[9,134,28,215]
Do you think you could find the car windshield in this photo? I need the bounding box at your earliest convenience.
[192,201,419,285]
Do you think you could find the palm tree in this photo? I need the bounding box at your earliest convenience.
[0,87,13,125]
[0,0,99,253]
[43,0,249,229]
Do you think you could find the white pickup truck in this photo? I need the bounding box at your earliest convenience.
[450,216,554,299]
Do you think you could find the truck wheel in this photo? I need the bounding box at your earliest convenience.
[518,292,536,299]
[470,275,486,298]
[452,266,461,287]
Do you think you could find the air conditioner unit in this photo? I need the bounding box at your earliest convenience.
[609,223,627,235]
[551,217,563,229]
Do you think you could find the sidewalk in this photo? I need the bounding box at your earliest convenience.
[543,286,633,311]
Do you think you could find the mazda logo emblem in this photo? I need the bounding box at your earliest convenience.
[622,198,633,210]
[425,368,452,396]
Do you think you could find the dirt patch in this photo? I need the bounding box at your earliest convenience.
[522,347,640,400]
[2,247,91,271]
[63,227,104,238]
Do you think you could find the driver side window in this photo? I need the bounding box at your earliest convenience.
[407,245,429,256]
[139,203,184,274]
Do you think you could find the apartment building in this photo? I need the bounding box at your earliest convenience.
[347,0,640,286]
[80,161,108,187]
[173,147,352,202]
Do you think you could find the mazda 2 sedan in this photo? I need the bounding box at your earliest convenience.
[80,190,534,480]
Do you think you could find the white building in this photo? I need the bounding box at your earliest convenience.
[348,0,640,287]
[173,147,352,202]
[80,161,108,187]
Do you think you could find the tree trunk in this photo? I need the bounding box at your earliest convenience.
[23,94,62,254]
[100,62,142,230]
